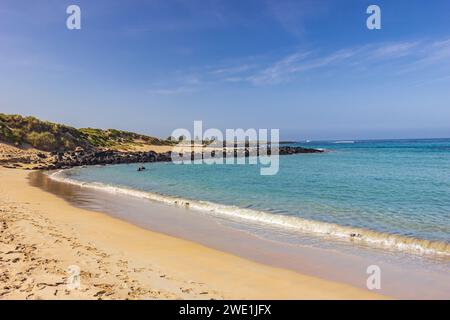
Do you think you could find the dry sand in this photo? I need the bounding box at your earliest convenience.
[0,167,386,300]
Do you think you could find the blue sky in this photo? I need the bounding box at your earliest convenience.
[1,0,450,140]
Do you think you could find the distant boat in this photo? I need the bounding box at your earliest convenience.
[334,141,355,144]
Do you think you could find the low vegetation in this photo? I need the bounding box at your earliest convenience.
[0,113,173,152]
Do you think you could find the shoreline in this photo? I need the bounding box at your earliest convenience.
[0,167,385,299]
[31,168,450,299]
[49,167,450,259]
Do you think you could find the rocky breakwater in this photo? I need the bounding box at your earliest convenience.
[25,146,324,170]
[40,148,171,170]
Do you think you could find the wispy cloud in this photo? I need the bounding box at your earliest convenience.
[245,42,425,85]
[246,51,311,85]
[383,39,450,74]
[146,38,450,92]
[423,39,450,62]
[370,41,421,59]
[211,64,255,75]
[214,38,450,85]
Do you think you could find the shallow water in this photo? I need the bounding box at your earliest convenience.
[52,139,450,257]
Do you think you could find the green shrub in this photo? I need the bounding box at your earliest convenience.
[0,122,23,145]
[26,131,57,151]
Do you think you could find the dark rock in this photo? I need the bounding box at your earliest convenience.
[38,145,324,171]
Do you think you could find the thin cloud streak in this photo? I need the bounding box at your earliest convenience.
[145,38,450,92]
[220,38,450,85]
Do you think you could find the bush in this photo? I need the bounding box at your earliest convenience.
[26,131,57,151]
[0,122,23,145]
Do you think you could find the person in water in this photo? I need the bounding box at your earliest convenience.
[137,166,146,171]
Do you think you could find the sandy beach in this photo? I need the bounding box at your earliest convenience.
[0,167,385,300]
[2,0,449,304]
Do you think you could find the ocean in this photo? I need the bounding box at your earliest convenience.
[50,139,450,258]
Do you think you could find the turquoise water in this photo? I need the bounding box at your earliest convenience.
[53,139,450,255]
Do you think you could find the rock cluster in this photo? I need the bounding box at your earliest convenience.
[43,149,172,170]
[3,146,324,170]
